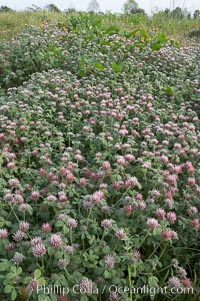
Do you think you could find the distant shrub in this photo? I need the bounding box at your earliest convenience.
[193,9,200,19]
[130,8,146,15]
[65,8,77,14]
[0,5,14,12]
[45,4,61,13]
[25,4,42,12]
[188,28,200,38]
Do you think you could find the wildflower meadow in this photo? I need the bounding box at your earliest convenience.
[0,9,199,301]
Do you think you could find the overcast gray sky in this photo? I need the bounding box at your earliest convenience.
[1,0,200,14]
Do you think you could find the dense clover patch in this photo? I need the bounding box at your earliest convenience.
[0,22,199,301]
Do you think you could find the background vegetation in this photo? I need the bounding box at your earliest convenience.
[0,2,200,41]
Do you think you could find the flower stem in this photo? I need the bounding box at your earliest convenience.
[158,241,169,262]
[70,228,73,245]
[113,241,119,252]
[64,267,70,279]
[10,203,20,223]
[147,242,161,260]
[41,257,45,273]
[115,188,130,208]
[101,229,106,241]
[139,232,149,248]
[86,208,92,228]
[128,265,133,301]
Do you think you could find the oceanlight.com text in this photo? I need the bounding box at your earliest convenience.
[37,284,194,297]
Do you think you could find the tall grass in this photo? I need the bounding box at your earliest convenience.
[0,10,199,41]
[151,12,200,38]
[0,11,66,40]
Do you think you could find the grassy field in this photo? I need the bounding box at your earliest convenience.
[0,10,199,40]
[0,11,66,40]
